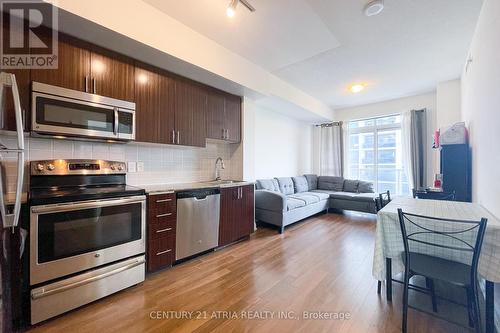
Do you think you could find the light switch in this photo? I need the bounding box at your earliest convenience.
[127,162,137,173]
[137,161,145,172]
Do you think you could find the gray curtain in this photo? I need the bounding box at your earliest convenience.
[319,122,343,177]
[409,109,427,189]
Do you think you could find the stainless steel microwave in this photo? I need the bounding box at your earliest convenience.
[32,82,135,141]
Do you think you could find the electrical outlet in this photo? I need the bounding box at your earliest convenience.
[137,161,145,172]
[127,162,137,173]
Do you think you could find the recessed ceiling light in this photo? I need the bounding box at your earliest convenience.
[349,84,366,93]
[364,0,384,17]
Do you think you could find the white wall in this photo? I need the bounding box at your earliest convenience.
[461,0,500,217]
[246,101,314,179]
[436,79,462,129]
[334,92,438,186]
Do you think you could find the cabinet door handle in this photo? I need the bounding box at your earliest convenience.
[156,212,172,218]
[156,227,172,233]
[92,77,96,94]
[226,129,229,140]
[84,76,89,92]
[156,249,172,256]
[176,131,180,144]
[171,130,175,144]
[222,128,225,139]
[156,198,172,203]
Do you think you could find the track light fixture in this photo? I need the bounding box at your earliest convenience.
[226,0,255,17]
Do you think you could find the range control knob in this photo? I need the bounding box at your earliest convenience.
[110,165,116,171]
[47,164,55,171]
[118,165,125,171]
[36,163,44,172]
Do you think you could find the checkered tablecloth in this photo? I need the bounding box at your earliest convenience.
[372,197,500,283]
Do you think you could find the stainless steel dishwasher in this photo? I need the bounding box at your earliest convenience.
[176,188,220,260]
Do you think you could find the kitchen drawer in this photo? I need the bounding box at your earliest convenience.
[148,234,175,271]
[148,193,176,221]
[149,211,176,225]
[149,222,175,240]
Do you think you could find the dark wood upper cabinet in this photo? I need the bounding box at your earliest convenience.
[219,185,255,247]
[134,65,160,143]
[90,51,135,102]
[174,80,207,147]
[206,90,226,140]
[5,23,240,145]
[158,73,176,145]
[31,36,91,92]
[225,94,242,143]
[32,34,134,102]
[205,90,241,143]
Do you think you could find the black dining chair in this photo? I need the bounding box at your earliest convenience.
[376,190,391,212]
[375,190,392,294]
[397,208,487,333]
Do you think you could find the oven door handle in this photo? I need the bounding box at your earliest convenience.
[31,257,145,300]
[30,195,146,214]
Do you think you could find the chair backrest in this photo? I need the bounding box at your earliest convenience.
[377,190,391,210]
[397,208,487,287]
[415,190,456,201]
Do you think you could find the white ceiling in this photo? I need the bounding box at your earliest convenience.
[143,0,483,108]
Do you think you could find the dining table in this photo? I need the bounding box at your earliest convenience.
[373,196,500,332]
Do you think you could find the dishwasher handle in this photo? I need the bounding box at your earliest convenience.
[177,188,220,200]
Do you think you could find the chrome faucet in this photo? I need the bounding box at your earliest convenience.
[215,157,225,181]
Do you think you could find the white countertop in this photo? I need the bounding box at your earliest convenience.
[137,180,255,194]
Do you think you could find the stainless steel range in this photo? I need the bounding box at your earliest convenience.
[28,159,146,324]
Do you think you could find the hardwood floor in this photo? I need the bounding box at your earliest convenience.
[27,213,470,333]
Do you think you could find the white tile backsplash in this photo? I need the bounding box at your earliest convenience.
[7,135,243,186]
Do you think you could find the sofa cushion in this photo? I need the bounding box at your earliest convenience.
[292,176,309,193]
[343,179,359,193]
[276,177,295,195]
[304,174,318,190]
[256,179,280,192]
[329,191,358,200]
[304,191,330,201]
[358,180,374,193]
[318,176,344,191]
[286,197,307,211]
[352,193,378,202]
[288,193,320,205]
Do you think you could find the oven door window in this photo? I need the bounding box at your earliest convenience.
[36,97,114,132]
[37,203,142,263]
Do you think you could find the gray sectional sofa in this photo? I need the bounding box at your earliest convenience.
[255,175,378,233]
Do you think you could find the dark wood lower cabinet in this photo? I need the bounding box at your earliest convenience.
[147,186,254,271]
[219,185,255,247]
[147,193,177,272]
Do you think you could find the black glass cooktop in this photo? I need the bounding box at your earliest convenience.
[30,184,145,206]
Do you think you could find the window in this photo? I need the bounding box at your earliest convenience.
[346,115,409,196]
